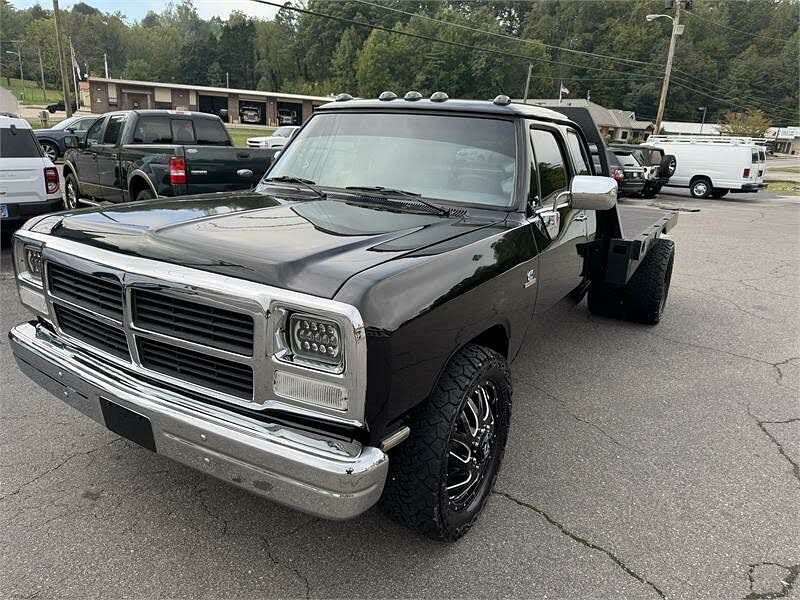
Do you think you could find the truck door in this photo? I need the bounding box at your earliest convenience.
[94,114,127,203]
[72,116,106,196]
[529,126,587,312]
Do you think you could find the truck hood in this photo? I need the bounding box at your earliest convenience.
[43,192,504,298]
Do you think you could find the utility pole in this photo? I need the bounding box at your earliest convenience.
[104,53,109,78]
[522,63,533,104]
[698,106,707,133]
[226,71,230,89]
[69,37,80,110]
[37,47,47,102]
[654,1,681,133]
[52,0,73,117]
[14,41,25,102]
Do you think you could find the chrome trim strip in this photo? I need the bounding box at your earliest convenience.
[128,169,159,199]
[17,230,368,427]
[10,322,387,520]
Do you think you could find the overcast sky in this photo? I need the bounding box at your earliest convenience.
[11,0,279,23]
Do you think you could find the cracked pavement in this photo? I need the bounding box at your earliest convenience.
[1,188,798,599]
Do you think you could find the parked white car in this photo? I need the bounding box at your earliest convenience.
[246,126,300,149]
[0,115,62,223]
[643,135,768,198]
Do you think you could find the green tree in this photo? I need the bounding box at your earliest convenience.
[331,27,362,93]
[721,110,772,137]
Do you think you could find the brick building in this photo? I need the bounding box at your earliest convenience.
[87,77,331,126]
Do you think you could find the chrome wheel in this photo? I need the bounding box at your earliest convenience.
[447,379,498,510]
[41,143,58,162]
[65,177,78,209]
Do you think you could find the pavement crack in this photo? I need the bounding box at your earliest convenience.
[746,404,800,486]
[262,537,312,598]
[745,562,800,599]
[0,438,121,502]
[493,491,667,599]
[194,485,229,535]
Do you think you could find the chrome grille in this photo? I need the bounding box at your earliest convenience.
[54,304,130,360]
[132,289,254,356]
[137,337,253,400]
[48,263,123,320]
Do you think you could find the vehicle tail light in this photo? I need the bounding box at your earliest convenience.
[743,168,750,178]
[612,168,624,182]
[169,156,187,185]
[44,167,59,194]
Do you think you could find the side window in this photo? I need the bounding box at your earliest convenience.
[171,119,195,144]
[102,115,126,145]
[566,130,591,176]
[531,128,569,204]
[85,117,105,144]
[132,116,172,144]
[75,118,97,131]
[193,118,231,146]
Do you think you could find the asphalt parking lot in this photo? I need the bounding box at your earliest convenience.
[1,189,798,600]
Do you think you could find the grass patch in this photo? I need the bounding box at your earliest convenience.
[767,180,800,195]
[226,127,275,148]
[770,166,800,174]
[2,77,62,105]
[25,117,63,129]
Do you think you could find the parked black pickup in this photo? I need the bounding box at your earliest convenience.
[60,110,276,207]
[10,95,677,542]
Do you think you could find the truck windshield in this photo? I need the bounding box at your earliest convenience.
[267,112,518,208]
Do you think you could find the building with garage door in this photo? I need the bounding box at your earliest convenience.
[87,77,331,126]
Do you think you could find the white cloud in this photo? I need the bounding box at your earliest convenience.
[193,0,279,21]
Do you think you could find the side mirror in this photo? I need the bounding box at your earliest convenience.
[63,135,79,149]
[569,175,617,210]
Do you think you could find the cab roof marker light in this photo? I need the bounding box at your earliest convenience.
[492,95,511,106]
[404,91,423,101]
[378,91,398,101]
[430,91,449,102]
[334,93,353,102]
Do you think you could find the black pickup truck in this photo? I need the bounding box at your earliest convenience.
[60,110,275,208]
[10,94,677,541]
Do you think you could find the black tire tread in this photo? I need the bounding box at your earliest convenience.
[381,344,511,541]
[622,238,675,324]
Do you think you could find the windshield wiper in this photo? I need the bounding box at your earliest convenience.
[343,186,448,215]
[262,176,326,200]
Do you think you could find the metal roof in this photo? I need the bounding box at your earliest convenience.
[87,77,332,103]
[315,97,574,123]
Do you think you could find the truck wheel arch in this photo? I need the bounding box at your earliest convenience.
[128,173,158,202]
[469,324,510,358]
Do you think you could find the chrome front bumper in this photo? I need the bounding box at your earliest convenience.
[10,322,388,520]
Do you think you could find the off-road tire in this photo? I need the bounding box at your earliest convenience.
[64,173,80,210]
[710,188,729,199]
[622,238,675,324]
[641,184,662,199]
[381,344,512,541]
[690,177,712,199]
[659,154,677,178]
[587,280,624,318]
[135,188,154,202]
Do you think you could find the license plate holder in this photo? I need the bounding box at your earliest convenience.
[100,398,156,451]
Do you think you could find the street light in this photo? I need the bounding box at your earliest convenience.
[698,106,707,133]
[5,45,24,101]
[646,4,684,133]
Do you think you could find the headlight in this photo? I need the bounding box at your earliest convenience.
[288,313,343,368]
[13,238,44,286]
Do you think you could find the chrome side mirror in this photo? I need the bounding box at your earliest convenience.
[569,175,617,210]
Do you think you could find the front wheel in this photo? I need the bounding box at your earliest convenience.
[381,344,512,541]
[40,141,58,162]
[64,173,80,210]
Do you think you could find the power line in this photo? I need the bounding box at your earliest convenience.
[682,9,793,43]
[249,0,660,78]
[352,0,666,71]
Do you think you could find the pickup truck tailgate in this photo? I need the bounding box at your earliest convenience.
[184,146,275,194]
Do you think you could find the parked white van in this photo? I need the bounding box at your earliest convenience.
[643,135,768,198]
[1,115,62,223]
